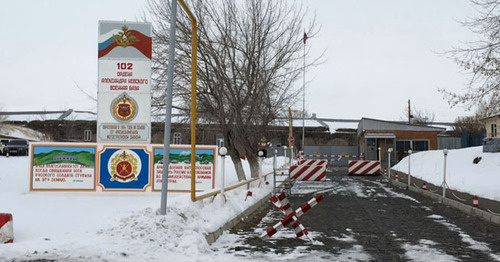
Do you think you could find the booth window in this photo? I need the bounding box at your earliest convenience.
[492,124,498,137]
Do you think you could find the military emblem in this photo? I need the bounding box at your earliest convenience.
[113,26,139,48]
[111,93,137,122]
[109,150,141,182]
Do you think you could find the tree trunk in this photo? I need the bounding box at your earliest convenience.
[229,153,246,181]
[246,153,260,178]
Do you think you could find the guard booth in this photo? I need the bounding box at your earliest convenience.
[358,118,445,165]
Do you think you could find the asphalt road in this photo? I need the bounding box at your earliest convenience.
[215,167,500,261]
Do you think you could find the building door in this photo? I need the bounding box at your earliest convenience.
[366,138,377,160]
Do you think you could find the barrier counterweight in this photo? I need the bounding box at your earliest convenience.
[0,213,13,244]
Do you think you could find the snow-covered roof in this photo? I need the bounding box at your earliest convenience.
[0,123,45,141]
[358,117,446,136]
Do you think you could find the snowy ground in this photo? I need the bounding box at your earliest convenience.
[0,155,283,261]
[393,146,500,201]
[1,146,499,261]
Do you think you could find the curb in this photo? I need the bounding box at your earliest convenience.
[205,192,272,245]
[390,179,500,225]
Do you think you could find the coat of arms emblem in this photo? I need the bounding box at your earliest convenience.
[109,150,141,182]
[111,93,137,122]
[113,26,139,48]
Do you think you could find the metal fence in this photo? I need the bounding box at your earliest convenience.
[303,145,359,166]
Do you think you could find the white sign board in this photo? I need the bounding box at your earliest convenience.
[97,21,152,143]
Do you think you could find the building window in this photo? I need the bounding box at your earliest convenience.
[492,124,497,137]
[173,132,182,144]
[83,130,92,141]
[396,140,411,152]
[412,140,429,151]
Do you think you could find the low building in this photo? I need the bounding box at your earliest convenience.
[482,113,500,152]
[357,118,446,164]
[482,114,499,139]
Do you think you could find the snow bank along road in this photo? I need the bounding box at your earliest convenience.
[215,167,500,261]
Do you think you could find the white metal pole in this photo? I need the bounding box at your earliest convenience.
[219,147,227,200]
[407,150,412,189]
[302,33,306,151]
[284,146,287,166]
[388,148,392,179]
[221,155,225,196]
[443,149,448,198]
[259,157,263,182]
[378,147,381,161]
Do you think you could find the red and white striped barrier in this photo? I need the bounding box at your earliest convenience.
[473,196,479,208]
[0,213,13,244]
[269,193,311,240]
[261,194,324,239]
[348,160,381,175]
[305,154,361,158]
[290,164,326,181]
[395,172,399,181]
[422,182,427,191]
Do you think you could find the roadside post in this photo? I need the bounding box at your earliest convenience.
[258,150,264,185]
[441,149,449,199]
[387,148,393,179]
[283,146,287,166]
[407,150,412,189]
[219,147,227,199]
[378,147,381,164]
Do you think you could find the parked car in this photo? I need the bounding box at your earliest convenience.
[0,139,9,155]
[3,140,29,156]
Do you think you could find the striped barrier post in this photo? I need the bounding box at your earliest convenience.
[422,182,427,191]
[290,164,326,181]
[395,172,399,181]
[473,196,479,208]
[348,160,381,175]
[261,193,324,240]
[0,213,13,244]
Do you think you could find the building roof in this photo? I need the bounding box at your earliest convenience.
[357,118,446,136]
[482,113,500,120]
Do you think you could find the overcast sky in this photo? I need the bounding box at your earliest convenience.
[0,0,478,122]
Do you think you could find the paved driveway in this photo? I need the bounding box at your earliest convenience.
[213,167,500,261]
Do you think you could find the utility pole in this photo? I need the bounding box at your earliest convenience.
[408,99,412,125]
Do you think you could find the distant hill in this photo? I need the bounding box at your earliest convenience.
[33,150,95,167]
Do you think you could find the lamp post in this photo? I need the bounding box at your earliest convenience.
[219,147,227,199]
[442,149,449,199]
[388,148,393,179]
[407,150,412,189]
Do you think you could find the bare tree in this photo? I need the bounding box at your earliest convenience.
[147,0,321,180]
[452,115,484,136]
[440,0,500,115]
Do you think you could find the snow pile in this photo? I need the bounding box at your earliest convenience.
[0,155,284,261]
[393,146,500,201]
